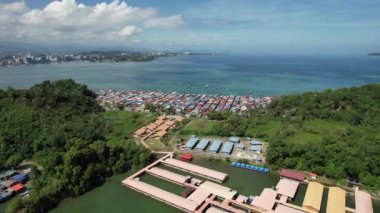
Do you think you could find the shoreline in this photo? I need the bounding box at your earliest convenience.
[0,57,162,68]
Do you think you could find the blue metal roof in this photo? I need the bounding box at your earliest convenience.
[209,140,222,152]
[235,143,244,149]
[229,137,240,143]
[221,142,234,154]
[11,173,27,182]
[250,145,262,151]
[195,139,210,150]
[184,138,198,149]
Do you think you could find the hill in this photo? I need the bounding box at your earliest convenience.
[0,80,151,213]
[204,84,380,190]
[266,84,380,188]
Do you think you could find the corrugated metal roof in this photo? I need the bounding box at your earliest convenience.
[10,173,27,182]
[326,187,345,213]
[163,158,228,182]
[229,137,240,143]
[276,179,299,198]
[195,139,210,150]
[250,145,262,151]
[199,181,237,200]
[123,179,198,212]
[209,140,222,152]
[187,188,211,205]
[221,142,234,154]
[206,207,229,213]
[184,138,198,149]
[303,182,324,211]
[355,190,374,213]
[148,167,189,184]
[235,143,244,149]
[274,204,308,213]
[252,188,277,211]
[249,140,262,145]
[280,169,306,181]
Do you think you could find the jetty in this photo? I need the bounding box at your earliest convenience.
[162,158,228,182]
[122,153,266,213]
[122,154,374,213]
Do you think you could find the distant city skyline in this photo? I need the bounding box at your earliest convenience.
[0,0,380,54]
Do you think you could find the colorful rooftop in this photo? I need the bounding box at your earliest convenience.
[303,182,324,212]
[355,190,373,213]
[122,179,198,212]
[198,181,237,200]
[162,158,228,182]
[275,179,299,199]
[147,167,189,185]
[252,188,278,211]
[280,169,306,181]
[326,187,345,213]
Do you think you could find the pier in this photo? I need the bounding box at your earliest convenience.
[162,158,228,183]
[147,167,189,185]
[123,179,198,212]
[121,153,268,213]
[122,154,374,213]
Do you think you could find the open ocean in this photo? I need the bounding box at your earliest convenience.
[1,55,379,96]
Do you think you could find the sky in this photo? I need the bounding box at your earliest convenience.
[0,0,380,54]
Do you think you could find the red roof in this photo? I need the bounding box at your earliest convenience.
[180,153,192,161]
[10,183,25,192]
[280,169,306,181]
[309,172,318,177]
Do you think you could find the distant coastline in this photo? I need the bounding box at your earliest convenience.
[0,51,228,67]
[0,51,178,67]
[368,53,380,56]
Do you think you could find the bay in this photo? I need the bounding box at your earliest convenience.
[1,55,379,96]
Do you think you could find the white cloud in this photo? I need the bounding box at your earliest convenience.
[1,1,28,13]
[117,26,142,38]
[0,0,184,45]
[144,15,184,28]
[0,1,28,25]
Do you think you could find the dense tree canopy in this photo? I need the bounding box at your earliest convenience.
[266,84,380,189]
[0,80,151,213]
[204,84,380,190]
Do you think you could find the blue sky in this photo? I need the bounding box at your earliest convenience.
[0,0,379,54]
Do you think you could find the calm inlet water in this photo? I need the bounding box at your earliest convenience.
[1,55,380,96]
[50,159,279,213]
[2,158,379,212]
[49,158,380,213]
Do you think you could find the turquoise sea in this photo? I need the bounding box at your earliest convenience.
[1,55,380,96]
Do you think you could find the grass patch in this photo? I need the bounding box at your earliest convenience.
[103,110,156,146]
[181,118,219,136]
[145,138,170,151]
[284,119,349,144]
[303,119,349,133]
[284,131,323,144]
[246,121,282,141]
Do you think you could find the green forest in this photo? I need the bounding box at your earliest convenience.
[0,80,152,213]
[1,80,379,213]
[187,84,380,190]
